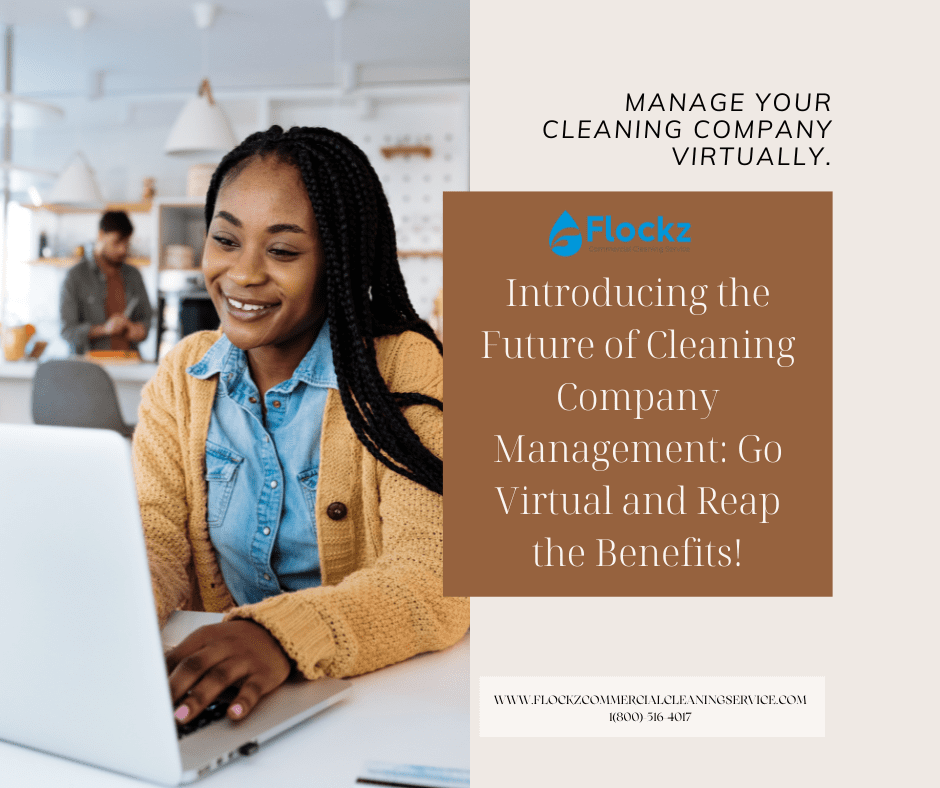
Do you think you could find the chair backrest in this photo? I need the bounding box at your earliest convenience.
[32,360,134,438]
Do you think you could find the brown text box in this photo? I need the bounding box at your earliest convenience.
[444,192,831,596]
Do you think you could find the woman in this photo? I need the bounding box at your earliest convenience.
[133,126,464,725]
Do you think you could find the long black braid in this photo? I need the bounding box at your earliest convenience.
[204,125,443,495]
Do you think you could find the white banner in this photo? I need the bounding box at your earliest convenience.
[480,676,825,737]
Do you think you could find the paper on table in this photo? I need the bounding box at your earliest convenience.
[357,761,470,788]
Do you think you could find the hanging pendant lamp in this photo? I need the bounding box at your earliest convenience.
[46,8,103,207]
[48,153,103,208]
[166,5,236,154]
[165,78,236,155]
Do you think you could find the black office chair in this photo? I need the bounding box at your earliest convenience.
[31,359,135,439]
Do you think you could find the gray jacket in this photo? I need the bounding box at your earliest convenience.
[59,252,154,355]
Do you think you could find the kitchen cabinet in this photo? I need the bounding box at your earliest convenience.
[149,198,210,360]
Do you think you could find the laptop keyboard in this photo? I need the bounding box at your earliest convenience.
[177,686,239,739]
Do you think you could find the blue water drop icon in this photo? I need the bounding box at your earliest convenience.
[549,211,582,257]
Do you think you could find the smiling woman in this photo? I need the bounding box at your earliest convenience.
[132,126,462,729]
[204,157,327,396]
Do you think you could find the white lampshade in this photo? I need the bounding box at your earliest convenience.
[0,92,64,129]
[165,78,237,155]
[324,0,351,20]
[5,165,56,194]
[48,152,104,207]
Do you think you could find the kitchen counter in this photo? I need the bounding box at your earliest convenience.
[0,359,159,425]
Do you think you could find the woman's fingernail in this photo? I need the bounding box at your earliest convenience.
[175,705,190,722]
[230,703,244,718]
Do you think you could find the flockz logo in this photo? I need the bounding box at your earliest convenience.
[549,211,582,257]
[549,211,691,257]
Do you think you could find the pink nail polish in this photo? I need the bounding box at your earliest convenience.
[175,705,189,722]
[230,703,244,718]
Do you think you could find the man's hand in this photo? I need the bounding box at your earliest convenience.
[125,321,147,343]
[102,313,129,336]
[166,620,292,723]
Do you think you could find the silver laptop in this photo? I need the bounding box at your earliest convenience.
[0,423,350,784]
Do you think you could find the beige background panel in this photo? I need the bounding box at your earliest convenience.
[467,0,936,785]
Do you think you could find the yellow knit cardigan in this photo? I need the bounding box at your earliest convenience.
[132,329,467,680]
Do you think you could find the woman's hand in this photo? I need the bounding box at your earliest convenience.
[166,620,291,723]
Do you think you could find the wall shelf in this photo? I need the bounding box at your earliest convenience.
[381,144,432,159]
[398,250,443,259]
[20,201,153,215]
[26,256,151,268]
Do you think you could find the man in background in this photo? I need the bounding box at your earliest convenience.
[60,210,153,355]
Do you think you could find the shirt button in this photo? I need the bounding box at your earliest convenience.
[249,396,257,403]
[262,527,271,536]
[327,501,348,520]
[270,480,278,489]
[273,400,281,408]
[263,573,271,581]
[263,435,269,443]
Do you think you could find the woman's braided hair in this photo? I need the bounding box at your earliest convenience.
[205,125,443,494]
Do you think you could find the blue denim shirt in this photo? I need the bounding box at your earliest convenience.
[186,322,338,605]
